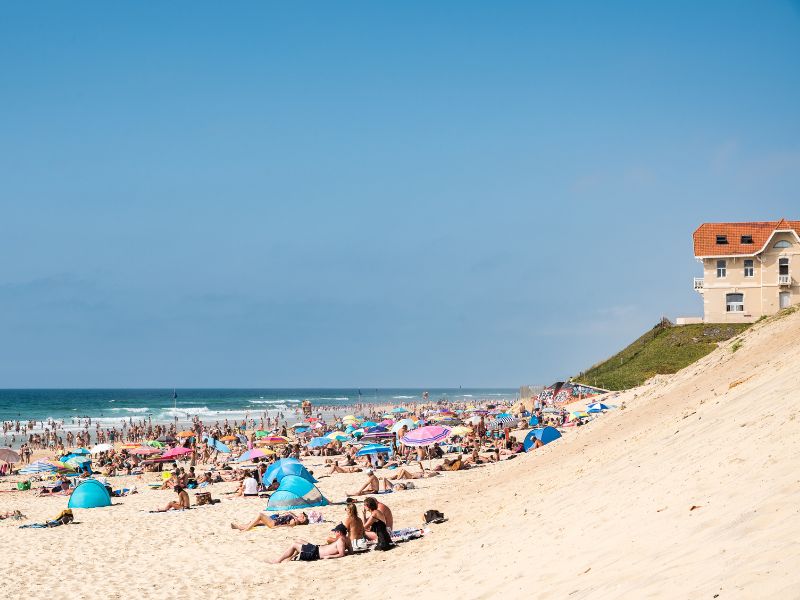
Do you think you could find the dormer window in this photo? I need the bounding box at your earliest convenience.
[774,240,792,249]
[741,235,753,244]
[716,235,728,244]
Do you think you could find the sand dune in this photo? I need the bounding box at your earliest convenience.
[2,310,799,599]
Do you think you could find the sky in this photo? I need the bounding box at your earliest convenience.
[1,1,799,388]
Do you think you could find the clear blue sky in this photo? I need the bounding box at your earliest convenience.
[1,2,798,387]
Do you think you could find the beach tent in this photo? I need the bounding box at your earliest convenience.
[263,461,317,485]
[528,416,539,427]
[68,479,112,509]
[266,475,328,511]
[523,427,562,451]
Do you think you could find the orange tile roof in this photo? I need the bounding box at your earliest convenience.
[693,219,800,257]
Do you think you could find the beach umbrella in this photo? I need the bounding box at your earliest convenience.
[307,437,332,449]
[450,426,473,437]
[294,426,310,434]
[162,446,192,459]
[465,415,482,426]
[259,435,290,446]
[400,425,452,447]
[254,430,269,438]
[361,421,377,428]
[131,446,161,456]
[177,431,195,438]
[290,423,306,429]
[0,448,20,463]
[356,445,392,457]
[391,418,417,433]
[391,407,409,414]
[144,440,165,448]
[365,425,388,433]
[304,417,319,423]
[327,433,349,442]
[236,448,274,462]
[70,448,91,455]
[19,461,60,474]
[90,444,113,454]
[492,415,516,428]
[344,425,355,434]
[379,419,394,426]
[219,435,237,441]
[64,456,92,468]
[569,411,590,421]
[586,402,610,413]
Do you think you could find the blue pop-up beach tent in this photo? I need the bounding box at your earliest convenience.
[68,479,112,509]
[263,460,317,485]
[266,475,328,511]
[523,426,562,452]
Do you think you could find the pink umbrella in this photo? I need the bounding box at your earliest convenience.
[162,446,193,459]
[131,446,161,456]
[379,419,394,426]
[400,425,452,447]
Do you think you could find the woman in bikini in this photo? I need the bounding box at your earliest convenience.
[230,510,308,531]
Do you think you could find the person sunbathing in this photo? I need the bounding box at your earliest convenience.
[348,469,390,496]
[230,511,308,531]
[269,524,350,563]
[0,510,25,521]
[385,462,439,481]
[37,480,71,496]
[327,461,363,475]
[433,455,470,472]
[155,485,190,511]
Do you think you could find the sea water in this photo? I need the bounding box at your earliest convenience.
[0,388,517,428]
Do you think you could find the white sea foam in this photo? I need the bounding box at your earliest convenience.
[110,407,150,414]
[392,395,415,399]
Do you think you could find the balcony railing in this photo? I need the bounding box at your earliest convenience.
[693,277,704,290]
[779,274,791,286]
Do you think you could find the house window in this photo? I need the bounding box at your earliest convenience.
[716,260,727,278]
[726,293,744,312]
[744,259,754,277]
[741,235,753,244]
[716,235,728,244]
[779,258,789,275]
[774,240,791,249]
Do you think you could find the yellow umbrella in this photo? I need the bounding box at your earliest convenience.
[450,426,473,436]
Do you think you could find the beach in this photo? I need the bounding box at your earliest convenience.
[2,309,799,599]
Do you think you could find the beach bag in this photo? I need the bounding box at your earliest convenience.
[424,509,446,524]
[195,492,212,506]
[17,481,31,491]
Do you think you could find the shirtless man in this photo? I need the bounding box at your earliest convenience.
[156,485,190,511]
[269,524,351,563]
[348,469,390,496]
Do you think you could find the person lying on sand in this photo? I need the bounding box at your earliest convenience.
[37,480,71,496]
[327,461,363,475]
[155,485,190,512]
[0,510,25,521]
[269,524,351,563]
[433,455,470,472]
[231,511,309,531]
[384,462,440,481]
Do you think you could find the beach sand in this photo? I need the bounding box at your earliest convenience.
[2,310,800,599]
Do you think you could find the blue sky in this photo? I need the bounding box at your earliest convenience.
[1,2,798,387]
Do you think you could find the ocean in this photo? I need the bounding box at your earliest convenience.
[0,388,518,428]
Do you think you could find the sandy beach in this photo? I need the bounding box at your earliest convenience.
[2,309,799,599]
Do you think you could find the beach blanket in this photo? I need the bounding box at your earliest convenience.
[391,527,426,543]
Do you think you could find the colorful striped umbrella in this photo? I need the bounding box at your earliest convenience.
[19,461,60,474]
[259,436,290,446]
[131,446,161,456]
[400,425,452,447]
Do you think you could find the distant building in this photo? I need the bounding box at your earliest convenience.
[693,219,799,322]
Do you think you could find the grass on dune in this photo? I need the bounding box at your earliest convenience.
[574,320,751,391]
